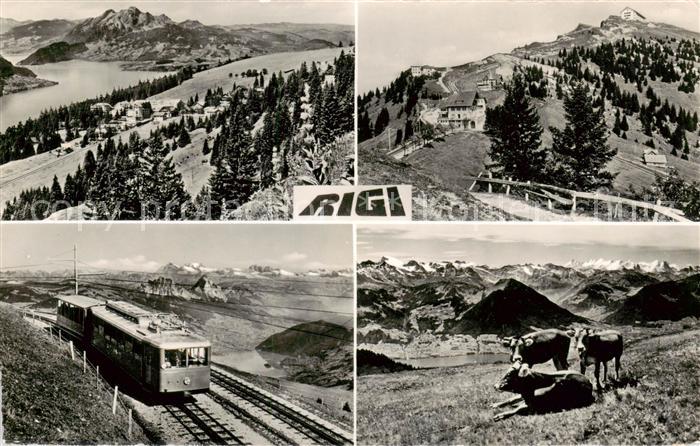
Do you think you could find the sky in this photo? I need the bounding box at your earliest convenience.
[358,1,700,93]
[357,224,700,267]
[0,223,353,272]
[0,1,354,25]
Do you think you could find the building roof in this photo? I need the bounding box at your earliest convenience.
[644,153,667,164]
[442,91,479,108]
[57,294,105,309]
[91,301,211,349]
[621,7,646,19]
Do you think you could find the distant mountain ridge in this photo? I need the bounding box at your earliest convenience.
[357,257,700,355]
[4,7,354,69]
[156,262,352,278]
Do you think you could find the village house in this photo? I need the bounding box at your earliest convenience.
[642,149,668,168]
[324,74,336,85]
[90,102,113,114]
[411,65,439,77]
[438,91,487,131]
[152,112,167,123]
[476,71,503,91]
[203,106,218,117]
[620,7,646,22]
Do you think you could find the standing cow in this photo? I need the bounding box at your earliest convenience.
[501,329,571,370]
[492,362,594,421]
[569,328,623,390]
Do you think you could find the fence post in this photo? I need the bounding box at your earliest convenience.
[0,369,3,443]
[83,351,87,373]
[59,330,62,343]
[571,195,577,215]
[525,181,531,202]
[96,365,100,387]
[653,199,661,222]
[488,172,493,193]
[112,386,119,415]
[70,341,75,360]
[128,409,133,439]
[547,199,553,210]
[505,177,511,196]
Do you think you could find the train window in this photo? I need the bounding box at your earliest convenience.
[162,347,208,368]
[163,349,185,368]
[187,347,208,366]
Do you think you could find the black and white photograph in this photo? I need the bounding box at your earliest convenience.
[358,2,700,221]
[0,223,354,444]
[356,223,700,444]
[0,1,355,220]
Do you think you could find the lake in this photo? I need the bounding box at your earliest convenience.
[397,353,511,368]
[0,56,168,132]
[212,349,288,378]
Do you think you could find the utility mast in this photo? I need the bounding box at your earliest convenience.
[73,244,78,295]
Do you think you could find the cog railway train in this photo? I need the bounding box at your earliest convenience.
[55,294,211,394]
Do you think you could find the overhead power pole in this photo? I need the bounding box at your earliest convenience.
[74,244,78,295]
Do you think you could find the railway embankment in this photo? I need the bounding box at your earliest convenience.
[0,303,152,444]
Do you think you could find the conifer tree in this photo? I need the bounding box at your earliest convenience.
[50,175,65,211]
[484,73,547,182]
[208,107,257,219]
[63,173,77,206]
[177,126,191,148]
[548,82,617,190]
[139,134,190,219]
[256,112,276,189]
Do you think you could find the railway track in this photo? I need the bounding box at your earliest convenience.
[210,370,352,446]
[164,401,246,445]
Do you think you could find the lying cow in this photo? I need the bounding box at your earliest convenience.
[501,329,571,370]
[492,362,594,421]
[569,328,623,390]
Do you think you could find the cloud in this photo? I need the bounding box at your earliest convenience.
[282,252,308,262]
[89,255,160,272]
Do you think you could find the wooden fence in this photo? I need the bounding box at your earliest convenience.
[22,310,138,441]
[466,173,690,222]
[385,127,458,160]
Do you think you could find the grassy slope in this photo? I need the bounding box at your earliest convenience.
[357,323,700,445]
[358,144,519,221]
[0,304,150,444]
[151,47,345,102]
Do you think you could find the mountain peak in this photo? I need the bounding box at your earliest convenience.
[66,6,173,43]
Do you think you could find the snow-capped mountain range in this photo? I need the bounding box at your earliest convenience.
[157,262,352,278]
[362,256,695,278]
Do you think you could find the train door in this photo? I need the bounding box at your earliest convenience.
[144,345,154,387]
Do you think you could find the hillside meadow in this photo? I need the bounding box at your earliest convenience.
[357,322,700,445]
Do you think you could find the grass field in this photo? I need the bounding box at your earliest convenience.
[0,303,152,444]
[152,47,346,102]
[357,323,700,445]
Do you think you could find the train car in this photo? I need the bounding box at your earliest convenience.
[55,295,211,395]
[56,294,105,338]
[90,300,211,394]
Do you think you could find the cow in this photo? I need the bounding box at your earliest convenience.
[501,329,571,370]
[492,362,594,421]
[569,328,623,390]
